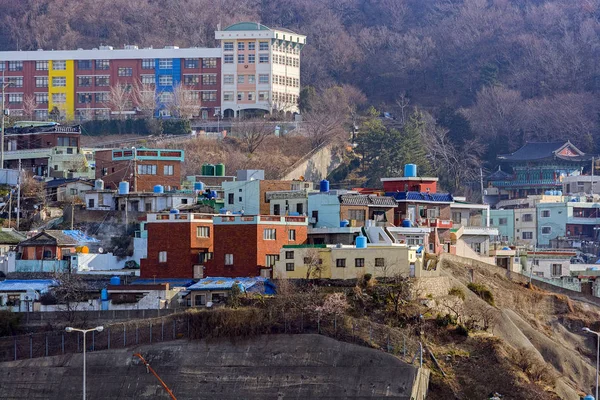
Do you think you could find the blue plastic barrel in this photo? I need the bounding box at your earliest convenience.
[320,179,330,193]
[355,235,367,249]
[402,219,411,227]
[110,276,121,286]
[118,181,129,195]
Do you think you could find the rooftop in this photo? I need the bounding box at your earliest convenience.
[497,141,591,162]
[188,277,275,294]
[0,229,26,245]
[19,230,99,246]
[387,191,454,203]
[338,194,397,207]
[0,279,56,292]
[45,178,94,189]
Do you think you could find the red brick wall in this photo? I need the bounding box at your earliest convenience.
[383,179,438,193]
[259,181,295,215]
[140,221,214,278]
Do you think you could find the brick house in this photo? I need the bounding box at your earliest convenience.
[208,215,308,278]
[338,194,397,227]
[95,148,184,192]
[140,213,214,279]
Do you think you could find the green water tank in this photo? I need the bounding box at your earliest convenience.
[215,163,225,177]
[205,164,215,176]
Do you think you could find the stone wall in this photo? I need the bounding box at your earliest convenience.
[281,143,343,182]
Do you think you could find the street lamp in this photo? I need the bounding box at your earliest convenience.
[583,327,599,400]
[65,326,104,400]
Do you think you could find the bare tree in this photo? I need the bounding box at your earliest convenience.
[104,84,131,120]
[132,81,157,117]
[303,248,325,279]
[51,272,89,323]
[234,117,273,154]
[22,95,37,120]
[170,83,201,119]
[395,92,410,125]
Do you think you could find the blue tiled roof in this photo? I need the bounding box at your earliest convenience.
[0,279,56,292]
[61,230,100,243]
[131,278,194,287]
[386,191,454,203]
[188,277,276,295]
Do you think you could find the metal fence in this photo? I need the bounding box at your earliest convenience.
[0,310,424,366]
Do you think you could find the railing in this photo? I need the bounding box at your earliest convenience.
[15,260,69,273]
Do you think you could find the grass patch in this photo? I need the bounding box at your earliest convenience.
[467,283,495,306]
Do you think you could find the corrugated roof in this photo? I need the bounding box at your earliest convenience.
[188,277,275,294]
[0,279,56,292]
[339,194,397,207]
[131,278,194,287]
[45,178,94,189]
[387,192,454,203]
[19,230,99,246]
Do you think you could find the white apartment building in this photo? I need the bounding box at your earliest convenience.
[216,22,306,117]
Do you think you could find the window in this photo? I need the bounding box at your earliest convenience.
[118,67,133,76]
[248,92,255,101]
[95,92,109,102]
[35,93,48,104]
[238,75,245,84]
[348,209,366,221]
[522,232,533,240]
[7,77,22,88]
[77,60,92,70]
[95,76,110,86]
[225,254,234,265]
[248,42,255,51]
[8,61,23,71]
[8,94,22,104]
[77,76,92,87]
[78,93,93,104]
[237,92,243,101]
[285,251,294,260]
[288,229,296,241]
[35,109,48,120]
[228,193,234,204]
[264,228,277,240]
[158,75,173,86]
[88,199,95,208]
[202,91,217,102]
[142,59,154,69]
[336,258,346,268]
[57,137,77,147]
[159,59,173,69]
[35,61,48,71]
[138,164,157,175]
[523,214,533,222]
[141,75,155,84]
[238,54,245,64]
[541,210,551,218]
[355,258,365,268]
[238,42,245,51]
[195,294,206,306]
[202,74,217,85]
[52,77,66,87]
[163,165,174,175]
[223,92,234,101]
[286,263,295,271]
[248,75,255,84]
[196,226,210,238]
[224,75,234,85]
[95,59,110,70]
[499,218,508,226]
[224,55,234,64]
[452,212,462,224]
[375,258,385,267]
[541,226,552,235]
[159,251,167,263]
[202,58,217,68]
[266,254,279,267]
[185,58,199,68]
[224,42,234,51]
[551,264,562,276]
[259,41,269,51]
[259,54,269,63]
[184,75,199,85]
[248,54,255,64]
[35,77,48,88]
[259,74,269,84]
[258,91,269,101]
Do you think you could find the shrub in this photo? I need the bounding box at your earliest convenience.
[448,286,466,300]
[467,282,495,306]
[40,292,57,305]
[0,310,21,336]
[455,324,469,336]
[436,313,457,327]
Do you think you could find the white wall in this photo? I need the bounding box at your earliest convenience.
[222,179,261,215]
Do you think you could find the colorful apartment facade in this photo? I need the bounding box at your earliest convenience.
[0,22,306,121]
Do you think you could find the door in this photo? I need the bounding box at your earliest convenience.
[407,206,416,224]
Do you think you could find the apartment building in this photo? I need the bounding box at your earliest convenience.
[0,46,221,120]
[215,22,306,117]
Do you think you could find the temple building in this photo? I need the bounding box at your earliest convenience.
[486,141,593,201]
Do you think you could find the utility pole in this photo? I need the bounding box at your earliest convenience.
[71,201,74,230]
[8,188,12,227]
[480,167,485,204]
[132,146,137,192]
[592,156,595,197]
[16,159,20,230]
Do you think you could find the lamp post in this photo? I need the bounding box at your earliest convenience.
[583,327,599,400]
[65,326,104,400]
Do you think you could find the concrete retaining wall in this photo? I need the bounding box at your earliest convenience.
[281,143,343,182]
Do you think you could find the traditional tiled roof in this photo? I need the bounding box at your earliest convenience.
[45,178,93,189]
[486,168,512,181]
[19,230,98,247]
[0,229,26,245]
[338,194,397,207]
[387,192,454,203]
[497,141,591,162]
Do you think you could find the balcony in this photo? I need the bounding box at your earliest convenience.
[426,219,453,229]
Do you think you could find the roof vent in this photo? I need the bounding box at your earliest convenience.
[99,45,114,50]
[124,45,139,50]
[164,45,179,49]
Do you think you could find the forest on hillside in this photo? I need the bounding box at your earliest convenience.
[2,0,600,188]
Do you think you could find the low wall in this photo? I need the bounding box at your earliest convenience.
[281,143,343,182]
[15,308,179,324]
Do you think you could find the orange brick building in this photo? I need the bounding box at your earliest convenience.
[140,213,214,279]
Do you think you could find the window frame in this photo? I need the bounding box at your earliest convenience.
[336,258,346,268]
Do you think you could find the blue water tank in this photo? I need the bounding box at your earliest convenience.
[583,395,595,400]
[101,288,109,301]
[170,208,180,214]
[209,190,217,199]
[219,207,228,214]
[545,190,553,195]
[404,164,417,177]
[289,212,300,216]
[355,235,367,249]
[340,219,349,228]
[153,185,164,193]
[402,219,412,227]
[118,181,129,195]
[110,276,121,286]
[194,182,205,191]
[320,179,330,193]
[557,190,562,196]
